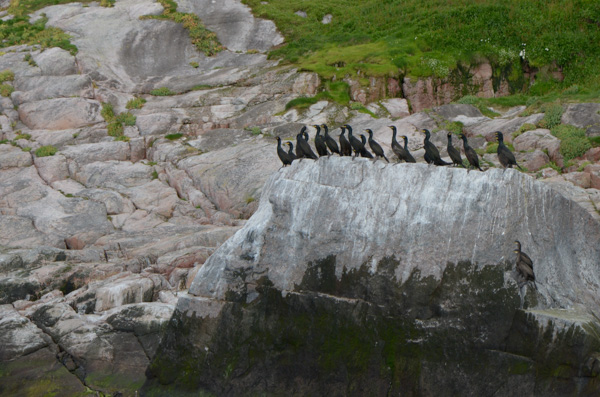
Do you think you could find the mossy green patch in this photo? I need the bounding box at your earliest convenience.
[35,145,56,157]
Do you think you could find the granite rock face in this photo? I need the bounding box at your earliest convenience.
[146,159,600,395]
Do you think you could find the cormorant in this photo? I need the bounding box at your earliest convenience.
[339,126,352,156]
[390,126,409,163]
[496,131,523,170]
[286,142,297,162]
[400,136,417,163]
[345,124,364,158]
[514,240,536,289]
[297,126,318,160]
[322,124,340,156]
[359,135,374,158]
[447,133,465,167]
[459,134,482,171]
[366,129,389,162]
[313,125,330,157]
[423,129,451,166]
[276,136,292,167]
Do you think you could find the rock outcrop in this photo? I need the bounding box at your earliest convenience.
[146,159,600,396]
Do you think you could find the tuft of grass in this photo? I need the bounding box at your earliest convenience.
[151,170,159,179]
[107,121,124,137]
[538,103,564,129]
[551,124,592,161]
[101,102,115,122]
[21,146,31,152]
[285,81,351,110]
[35,145,57,157]
[539,161,562,174]
[116,112,136,126]
[485,142,499,154]
[513,123,537,139]
[0,15,78,55]
[99,0,115,7]
[23,53,37,67]
[190,62,199,68]
[455,95,501,118]
[141,0,224,56]
[15,133,31,140]
[0,84,13,97]
[0,70,14,83]
[126,97,146,110]
[165,133,184,140]
[350,102,377,118]
[150,87,175,96]
[245,126,261,136]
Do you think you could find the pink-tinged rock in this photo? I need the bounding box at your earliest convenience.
[34,154,69,184]
[563,172,591,189]
[129,137,146,162]
[126,179,179,218]
[381,98,410,119]
[292,73,320,96]
[65,231,103,250]
[584,164,600,190]
[18,98,103,130]
[518,149,549,172]
[584,147,600,162]
[540,167,560,179]
[513,129,563,165]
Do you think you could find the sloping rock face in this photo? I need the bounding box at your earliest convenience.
[146,159,600,396]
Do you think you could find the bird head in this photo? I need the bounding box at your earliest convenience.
[495,131,503,142]
[389,125,396,132]
[365,129,373,135]
[277,136,281,142]
[447,132,452,138]
[300,126,307,133]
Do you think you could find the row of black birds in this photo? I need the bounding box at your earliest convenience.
[276,124,523,170]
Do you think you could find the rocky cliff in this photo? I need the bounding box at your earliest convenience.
[146,159,600,396]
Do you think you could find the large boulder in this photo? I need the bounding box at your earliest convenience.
[561,103,600,137]
[146,159,600,396]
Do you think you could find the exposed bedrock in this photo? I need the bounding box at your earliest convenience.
[145,159,600,396]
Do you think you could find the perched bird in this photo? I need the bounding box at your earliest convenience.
[297,126,318,160]
[514,240,536,289]
[366,129,389,162]
[400,136,416,163]
[313,125,330,157]
[286,142,297,162]
[359,135,374,158]
[276,136,292,167]
[496,131,523,170]
[390,126,410,163]
[423,129,451,166]
[460,134,482,171]
[346,124,364,158]
[322,124,340,156]
[339,126,352,156]
[447,133,464,167]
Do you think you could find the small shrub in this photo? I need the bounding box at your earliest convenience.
[15,133,31,140]
[513,123,536,139]
[114,135,130,142]
[589,136,600,148]
[35,145,57,157]
[107,121,124,137]
[165,133,183,140]
[540,103,564,129]
[485,142,499,154]
[189,62,199,68]
[151,170,159,179]
[21,146,31,152]
[101,102,115,121]
[456,95,478,104]
[150,87,175,96]
[285,96,318,110]
[116,112,136,126]
[23,53,37,66]
[0,70,14,83]
[100,0,115,7]
[245,126,261,136]
[552,124,592,161]
[0,84,13,97]
[246,49,260,54]
[126,97,146,109]
[539,162,562,174]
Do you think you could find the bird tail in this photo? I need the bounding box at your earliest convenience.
[516,162,525,171]
[384,155,389,163]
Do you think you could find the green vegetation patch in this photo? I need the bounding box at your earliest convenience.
[0,15,77,54]
[285,81,350,110]
[455,95,500,118]
[150,87,175,96]
[551,124,591,161]
[141,0,223,56]
[35,145,57,157]
[0,69,14,83]
[116,112,136,126]
[165,133,183,140]
[0,84,13,97]
[102,102,133,141]
[537,103,564,129]
[126,97,147,109]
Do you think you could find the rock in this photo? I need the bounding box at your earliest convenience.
[380,98,410,119]
[136,113,179,136]
[188,128,254,152]
[517,149,549,172]
[513,128,562,165]
[0,304,52,361]
[0,144,33,169]
[294,11,307,18]
[540,167,560,179]
[466,113,545,142]
[12,75,93,105]
[584,164,600,190]
[72,160,153,189]
[433,104,483,119]
[62,141,131,168]
[584,147,600,162]
[76,188,136,215]
[321,14,332,24]
[94,273,164,312]
[291,72,320,96]
[126,179,180,218]
[33,154,69,184]
[18,98,103,130]
[563,171,591,189]
[561,103,600,137]
[0,215,60,248]
[33,47,77,76]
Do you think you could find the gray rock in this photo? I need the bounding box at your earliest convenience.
[94,273,163,312]
[513,128,562,165]
[33,47,77,76]
[561,103,600,137]
[466,113,545,141]
[126,179,180,218]
[433,104,483,119]
[0,144,33,169]
[136,112,179,136]
[321,14,332,24]
[517,148,549,172]
[188,128,254,152]
[12,75,93,105]
[33,154,69,184]
[76,188,136,215]
[380,98,410,119]
[62,141,130,167]
[18,98,103,130]
[294,10,307,18]
[72,160,153,189]
[0,304,52,360]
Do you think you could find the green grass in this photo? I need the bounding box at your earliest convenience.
[101,102,115,122]
[165,133,184,140]
[141,0,223,56]
[126,97,147,109]
[0,84,13,97]
[0,14,78,54]
[107,121,124,137]
[0,70,14,83]
[150,87,175,96]
[242,0,600,94]
[455,95,501,118]
[116,112,136,126]
[551,124,592,161]
[15,133,31,140]
[285,80,350,109]
[35,145,57,157]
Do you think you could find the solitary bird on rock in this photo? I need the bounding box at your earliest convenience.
[447,133,464,167]
[366,129,389,162]
[460,134,482,171]
[514,240,536,289]
[339,126,352,156]
[423,129,451,166]
[322,124,340,156]
[496,131,523,170]
[276,136,292,167]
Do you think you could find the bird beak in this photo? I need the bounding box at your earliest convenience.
[513,250,519,253]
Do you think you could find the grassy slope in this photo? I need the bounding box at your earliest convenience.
[242,0,600,96]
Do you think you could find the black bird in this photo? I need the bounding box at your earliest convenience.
[286,142,297,162]
[322,124,340,156]
[359,135,374,158]
[496,131,523,170]
[346,124,364,158]
[400,136,417,163]
[390,126,409,163]
[276,136,292,167]
[366,129,389,162]
[297,126,318,160]
[423,129,451,166]
[339,126,352,156]
[313,125,329,157]
[460,134,482,171]
[514,240,536,289]
[447,133,465,167]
